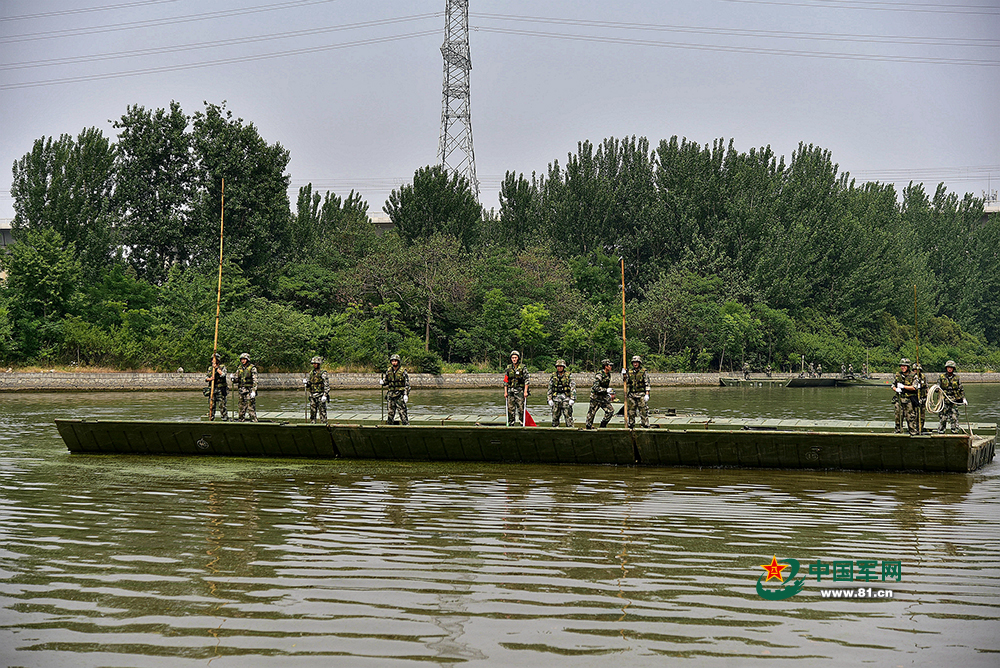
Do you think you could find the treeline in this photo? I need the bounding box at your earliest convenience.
[1,101,998,374]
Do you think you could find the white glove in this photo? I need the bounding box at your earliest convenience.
[622,368,627,376]
[250,391,256,399]
[644,393,649,402]
[962,398,968,405]
[403,394,408,403]
[548,399,554,407]
[321,395,327,404]
[302,378,309,384]
[569,399,574,406]
[379,378,385,386]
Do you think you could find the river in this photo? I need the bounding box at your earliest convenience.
[1,385,999,667]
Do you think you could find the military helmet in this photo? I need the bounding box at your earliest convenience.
[946,360,957,368]
[899,357,911,366]
[555,359,566,367]
[913,363,922,370]
[600,358,612,367]
[239,352,250,361]
[510,350,520,358]
[390,354,400,362]
[310,356,323,364]
[631,355,642,364]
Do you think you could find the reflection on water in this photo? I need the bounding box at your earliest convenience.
[1,388,999,666]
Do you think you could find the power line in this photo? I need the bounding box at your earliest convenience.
[0,0,181,22]
[0,14,441,72]
[0,30,440,90]
[473,26,1000,67]
[718,0,1000,15]
[0,0,341,44]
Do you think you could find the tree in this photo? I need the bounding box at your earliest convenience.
[190,102,292,285]
[384,165,482,248]
[113,101,196,284]
[515,303,551,361]
[10,128,116,278]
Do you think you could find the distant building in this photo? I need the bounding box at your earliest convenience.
[369,212,395,235]
[0,219,12,249]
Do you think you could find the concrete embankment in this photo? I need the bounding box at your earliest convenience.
[0,370,996,392]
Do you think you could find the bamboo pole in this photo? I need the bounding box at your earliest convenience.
[913,284,920,366]
[621,257,629,427]
[209,179,225,417]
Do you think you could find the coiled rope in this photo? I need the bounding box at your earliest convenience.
[925,384,944,414]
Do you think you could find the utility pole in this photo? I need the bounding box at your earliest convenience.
[438,0,479,200]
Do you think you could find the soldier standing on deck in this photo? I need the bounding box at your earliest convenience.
[304,356,329,423]
[547,359,576,427]
[503,350,529,426]
[892,358,919,435]
[623,355,651,429]
[937,360,966,433]
[381,354,410,425]
[234,352,258,422]
[913,363,927,434]
[205,353,228,421]
[586,359,616,430]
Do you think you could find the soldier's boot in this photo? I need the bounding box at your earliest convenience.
[599,417,612,429]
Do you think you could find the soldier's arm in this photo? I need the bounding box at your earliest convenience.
[546,376,554,401]
[251,367,259,392]
[322,370,330,394]
[403,370,410,394]
[570,377,577,401]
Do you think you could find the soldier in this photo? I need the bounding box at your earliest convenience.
[840,363,846,378]
[742,361,750,380]
[816,363,823,377]
[913,362,927,434]
[503,350,529,426]
[585,359,616,430]
[808,362,815,378]
[205,353,228,421]
[847,363,854,379]
[937,360,966,434]
[765,364,772,378]
[623,355,651,429]
[381,354,410,425]
[234,352,259,422]
[547,359,576,427]
[892,358,919,435]
[304,356,329,423]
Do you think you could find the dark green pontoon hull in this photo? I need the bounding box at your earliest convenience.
[55,419,996,473]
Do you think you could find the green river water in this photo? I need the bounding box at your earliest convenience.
[1,385,999,667]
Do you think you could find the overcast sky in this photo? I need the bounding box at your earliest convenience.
[2,0,998,222]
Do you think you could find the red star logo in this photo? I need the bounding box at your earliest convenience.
[760,556,789,582]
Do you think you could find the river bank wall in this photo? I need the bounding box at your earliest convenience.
[1,370,996,392]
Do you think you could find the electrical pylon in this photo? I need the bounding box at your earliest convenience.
[438,0,479,200]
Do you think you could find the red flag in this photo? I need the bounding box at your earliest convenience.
[524,410,536,427]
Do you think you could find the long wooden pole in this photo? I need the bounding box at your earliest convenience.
[209,179,225,416]
[913,284,920,366]
[621,257,629,426]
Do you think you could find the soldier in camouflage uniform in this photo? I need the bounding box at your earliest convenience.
[381,354,410,425]
[937,360,966,434]
[304,356,330,423]
[892,358,919,435]
[503,350,529,426]
[623,355,651,429]
[234,352,259,422]
[913,363,927,434]
[205,353,228,421]
[586,359,616,430]
[547,359,576,427]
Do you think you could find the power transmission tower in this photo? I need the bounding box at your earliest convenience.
[438,0,479,200]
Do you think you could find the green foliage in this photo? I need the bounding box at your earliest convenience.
[384,165,482,248]
[515,303,550,360]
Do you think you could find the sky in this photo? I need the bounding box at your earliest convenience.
[1,0,998,221]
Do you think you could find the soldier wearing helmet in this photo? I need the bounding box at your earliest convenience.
[547,359,576,427]
[623,354,651,429]
[503,350,529,426]
[234,352,259,422]
[380,354,410,425]
[892,357,918,434]
[304,356,330,423]
[937,360,966,434]
[586,359,616,430]
[205,352,228,421]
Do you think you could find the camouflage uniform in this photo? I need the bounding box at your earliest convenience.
[624,361,651,429]
[586,365,615,429]
[547,365,576,427]
[937,367,965,433]
[913,364,927,433]
[742,362,750,380]
[205,361,228,421]
[234,357,259,422]
[892,363,918,435]
[504,358,529,426]
[306,363,330,423]
[383,362,410,425]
